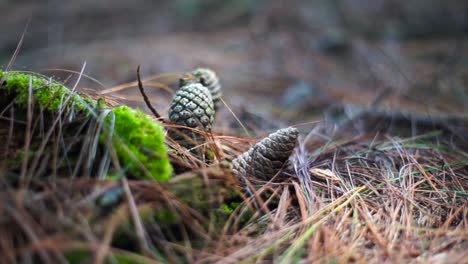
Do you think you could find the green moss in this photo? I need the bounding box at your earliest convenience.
[108,105,172,181]
[220,203,234,214]
[220,202,239,214]
[0,70,95,112]
[0,70,172,181]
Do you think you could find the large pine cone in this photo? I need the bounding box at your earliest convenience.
[232,127,299,180]
[168,83,215,149]
[169,83,215,130]
[179,68,221,107]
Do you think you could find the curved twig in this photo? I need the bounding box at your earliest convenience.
[136,66,163,121]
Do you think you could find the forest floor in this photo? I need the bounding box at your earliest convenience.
[1,1,467,263]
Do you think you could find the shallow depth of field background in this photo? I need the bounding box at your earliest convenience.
[2,0,468,126]
[1,2,467,263]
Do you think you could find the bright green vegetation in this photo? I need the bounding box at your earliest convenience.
[0,70,96,112]
[108,106,172,181]
[0,70,172,181]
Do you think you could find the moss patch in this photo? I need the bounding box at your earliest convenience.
[0,70,172,181]
[0,70,96,112]
[108,105,172,181]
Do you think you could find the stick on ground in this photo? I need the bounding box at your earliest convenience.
[137,65,163,120]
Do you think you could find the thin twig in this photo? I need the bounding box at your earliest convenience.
[137,66,163,120]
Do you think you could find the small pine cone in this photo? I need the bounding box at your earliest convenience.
[168,83,215,149]
[232,127,298,180]
[179,68,222,107]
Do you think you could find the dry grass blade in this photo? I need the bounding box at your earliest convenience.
[121,177,151,255]
[42,68,107,89]
[278,186,366,264]
[19,76,33,183]
[99,73,178,95]
[5,19,29,72]
[94,205,128,263]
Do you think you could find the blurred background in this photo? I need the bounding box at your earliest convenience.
[1,0,468,129]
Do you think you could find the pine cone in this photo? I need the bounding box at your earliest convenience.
[232,127,298,180]
[169,83,215,130]
[168,83,215,149]
[179,68,222,107]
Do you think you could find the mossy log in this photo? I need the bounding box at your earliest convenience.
[0,70,172,181]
